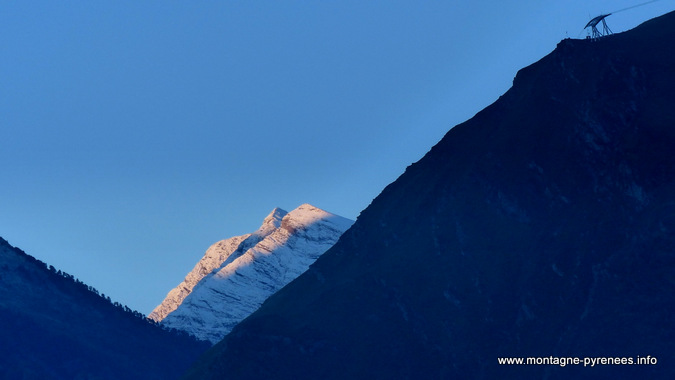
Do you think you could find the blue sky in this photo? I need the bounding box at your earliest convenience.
[2,1,672,314]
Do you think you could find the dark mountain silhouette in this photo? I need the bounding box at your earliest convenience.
[0,237,209,379]
[184,11,675,380]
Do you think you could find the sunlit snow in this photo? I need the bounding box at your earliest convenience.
[149,204,353,343]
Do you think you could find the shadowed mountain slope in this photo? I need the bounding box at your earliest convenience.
[185,12,675,380]
[0,237,209,380]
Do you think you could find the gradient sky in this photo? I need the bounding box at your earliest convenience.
[2,1,672,314]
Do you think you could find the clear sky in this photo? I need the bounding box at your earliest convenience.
[2,1,672,314]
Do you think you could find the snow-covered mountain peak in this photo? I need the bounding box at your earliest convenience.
[151,204,353,343]
[281,203,353,235]
[259,207,287,234]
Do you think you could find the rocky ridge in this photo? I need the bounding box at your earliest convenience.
[151,204,353,343]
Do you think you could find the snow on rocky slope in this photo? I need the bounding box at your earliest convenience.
[149,204,353,344]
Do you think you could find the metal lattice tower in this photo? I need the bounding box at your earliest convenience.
[585,14,613,39]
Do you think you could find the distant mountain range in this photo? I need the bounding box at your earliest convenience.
[0,237,208,380]
[184,11,675,380]
[150,204,353,343]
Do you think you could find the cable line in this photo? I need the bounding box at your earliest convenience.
[612,0,662,15]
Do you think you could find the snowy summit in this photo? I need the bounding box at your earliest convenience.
[149,204,353,343]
